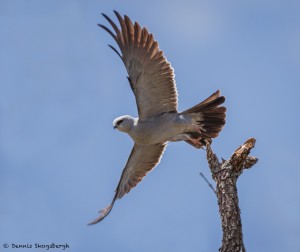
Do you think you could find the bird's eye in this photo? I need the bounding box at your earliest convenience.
[117,119,124,125]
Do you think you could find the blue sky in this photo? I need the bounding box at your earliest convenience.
[1,0,300,251]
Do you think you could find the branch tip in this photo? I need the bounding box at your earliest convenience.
[199,172,217,195]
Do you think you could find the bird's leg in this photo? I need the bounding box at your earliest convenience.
[187,136,203,148]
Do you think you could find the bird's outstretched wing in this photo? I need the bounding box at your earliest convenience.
[88,143,166,224]
[99,11,178,120]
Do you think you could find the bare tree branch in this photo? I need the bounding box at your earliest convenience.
[199,172,217,195]
[204,138,258,252]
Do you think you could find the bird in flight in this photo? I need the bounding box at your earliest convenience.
[89,11,226,225]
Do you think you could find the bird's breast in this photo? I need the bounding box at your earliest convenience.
[128,113,187,145]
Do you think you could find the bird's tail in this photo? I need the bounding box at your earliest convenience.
[181,90,226,148]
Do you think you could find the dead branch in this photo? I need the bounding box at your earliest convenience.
[199,172,217,195]
[204,138,258,252]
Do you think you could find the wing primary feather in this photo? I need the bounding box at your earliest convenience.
[114,10,128,46]
[101,13,123,47]
[134,22,142,47]
[108,44,123,61]
[102,13,119,33]
[148,41,158,59]
[97,24,117,41]
[124,15,134,45]
[145,34,154,52]
[87,196,117,225]
[140,28,148,47]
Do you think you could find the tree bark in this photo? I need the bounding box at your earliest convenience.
[204,138,258,252]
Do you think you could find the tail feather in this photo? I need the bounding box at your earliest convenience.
[182,90,226,148]
[182,90,224,114]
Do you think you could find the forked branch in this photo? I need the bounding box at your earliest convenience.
[204,138,258,252]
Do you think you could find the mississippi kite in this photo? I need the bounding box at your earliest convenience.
[89,11,226,224]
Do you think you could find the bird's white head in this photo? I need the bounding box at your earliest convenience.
[113,115,135,133]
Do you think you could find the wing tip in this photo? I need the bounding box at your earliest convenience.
[87,203,114,225]
[113,9,121,17]
[101,12,110,23]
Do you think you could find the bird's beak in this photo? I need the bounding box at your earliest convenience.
[113,125,117,130]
